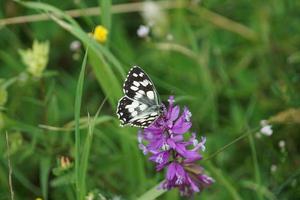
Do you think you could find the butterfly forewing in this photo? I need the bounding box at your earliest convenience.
[117,66,162,128]
[123,66,159,105]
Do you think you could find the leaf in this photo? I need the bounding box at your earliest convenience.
[137,182,166,200]
[74,49,88,200]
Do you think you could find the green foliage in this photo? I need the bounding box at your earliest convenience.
[0,0,300,199]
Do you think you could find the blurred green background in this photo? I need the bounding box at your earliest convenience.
[0,0,300,199]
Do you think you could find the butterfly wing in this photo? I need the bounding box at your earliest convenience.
[117,66,162,128]
[123,66,160,105]
[116,96,160,127]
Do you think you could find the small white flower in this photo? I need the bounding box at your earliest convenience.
[278,140,286,152]
[259,120,273,136]
[278,140,285,148]
[142,1,162,26]
[270,164,277,173]
[70,40,81,51]
[260,125,273,136]
[141,1,168,37]
[137,25,150,38]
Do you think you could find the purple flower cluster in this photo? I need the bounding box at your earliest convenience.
[138,96,214,196]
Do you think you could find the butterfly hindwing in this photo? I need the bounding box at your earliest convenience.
[130,112,160,127]
[123,66,159,105]
[116,96,160,127]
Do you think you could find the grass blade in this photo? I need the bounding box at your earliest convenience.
[74,49,88,200]
[248,133,263,200]
[16,0,124,109]
[206,162,242,200]
[40,157,51,200]
[79,97,107,199]
[137,182,166,200]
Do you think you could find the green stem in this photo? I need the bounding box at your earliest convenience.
[248,131,263,200]
[204,127,259,161]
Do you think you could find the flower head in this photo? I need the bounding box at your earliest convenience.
[137,25,150,38]
[259,120,273,136]
[138,96,213,196]
[60,156,72,169]
[93,25,108,43]
[141,1,168,37]
[70,40,81,51]
[19,40,50,78]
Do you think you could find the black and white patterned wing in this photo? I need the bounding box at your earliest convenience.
[123,66,159,105]
[116,96,160,127]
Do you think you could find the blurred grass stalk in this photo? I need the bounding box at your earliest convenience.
[99,0,111,38]
[3,0,257,43]
[189,7,258,41]
[2,1,186,26]
[5,132,15,200]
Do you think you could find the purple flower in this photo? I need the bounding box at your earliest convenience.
[138,96,214,196]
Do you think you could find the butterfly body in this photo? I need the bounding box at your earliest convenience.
[116,66,162,128]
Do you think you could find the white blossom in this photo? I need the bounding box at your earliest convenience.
[260,125,273,136]
[137,25,150,38]
[70,40,81,51]
[259,119,273,136]
[270,164,277,173]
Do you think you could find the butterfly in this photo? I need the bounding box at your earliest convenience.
[116,66,163,128]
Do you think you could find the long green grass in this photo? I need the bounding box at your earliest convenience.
[1,0,300,199]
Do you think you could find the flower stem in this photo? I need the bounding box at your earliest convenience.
[203,127,259,161]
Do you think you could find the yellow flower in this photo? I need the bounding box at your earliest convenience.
[93,25,108,43]
[19,40,50,78]
[35,198,43,200]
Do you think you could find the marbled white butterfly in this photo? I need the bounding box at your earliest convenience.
[116,66,163,128]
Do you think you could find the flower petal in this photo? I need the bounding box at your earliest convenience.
[187,175,200,192]
[172,122,192,134]
[169,106,180,121]
[167,163,177,180]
